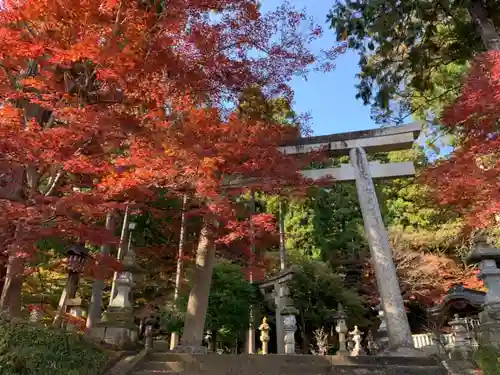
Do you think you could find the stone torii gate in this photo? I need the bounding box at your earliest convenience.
[242,123,423,356]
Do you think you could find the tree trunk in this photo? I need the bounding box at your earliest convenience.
[278,199,287,270]
[86,211,116,330]
[180,220,215,347]
[170,194,188,349]
[469,0,500,50]
[0,222,25,318]
[53,272,79,327]
[0,252,25,318]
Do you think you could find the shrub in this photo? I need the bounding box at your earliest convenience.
[474,345,500,375]
[0,318,109,375]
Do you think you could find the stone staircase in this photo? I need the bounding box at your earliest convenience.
[129,349,448,375]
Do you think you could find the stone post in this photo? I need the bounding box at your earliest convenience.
[66,297,84,332]
[282,312,297,354]
[366,331,379,355]
[144,317,154,351]
[274,282,285,354]
[349,326,365,356]
[349,147,419,356]
[335,304,349,355]
[376,304,390,353]
[281,287,298,355]
[205,331,213,352]
[259,317,270,354]
[466,235,500,347]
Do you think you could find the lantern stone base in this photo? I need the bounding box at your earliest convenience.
[380,345,428,357]
[478,304,500,346]
[90,307,138,349]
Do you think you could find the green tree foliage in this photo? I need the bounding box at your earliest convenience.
[236,86,297,125]
[410,61,469,124]
[327,0,492,123]
[161,263,259,347]
[275,186,364,262]
[288,259,368,348]
[204,263,258,346]
[377,147,459,229]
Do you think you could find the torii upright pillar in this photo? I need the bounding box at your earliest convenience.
[349,146,416,354]
[278,123,425,356]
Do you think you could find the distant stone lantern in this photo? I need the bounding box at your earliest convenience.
[53,243,89,327]
[93,224,144,348]
[335,303,349,355]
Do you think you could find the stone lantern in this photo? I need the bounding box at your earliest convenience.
[334,303,349,355]
[93,239,143,348]
[53,243,89,327]
[466,234,500,346]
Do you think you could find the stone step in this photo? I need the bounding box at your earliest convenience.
[132,367,445,375]
[153,340,171,351]
[131,354,447,375]
[132,371,180,375]
[138,361,187,372]
[145,352,442,368]
[132,360,446,375]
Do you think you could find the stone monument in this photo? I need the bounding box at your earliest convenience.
[349,326,365,356]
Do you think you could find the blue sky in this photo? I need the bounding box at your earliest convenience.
[261,0,377,136]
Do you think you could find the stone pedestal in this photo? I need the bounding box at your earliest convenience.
[92,308,138,348]
[477,303,500,347]
[66,297,85,332]
[283,314,297,354]
[281,303,298,355]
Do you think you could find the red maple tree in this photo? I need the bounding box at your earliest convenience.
[422,51,500,229]
[0,0,337,315]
